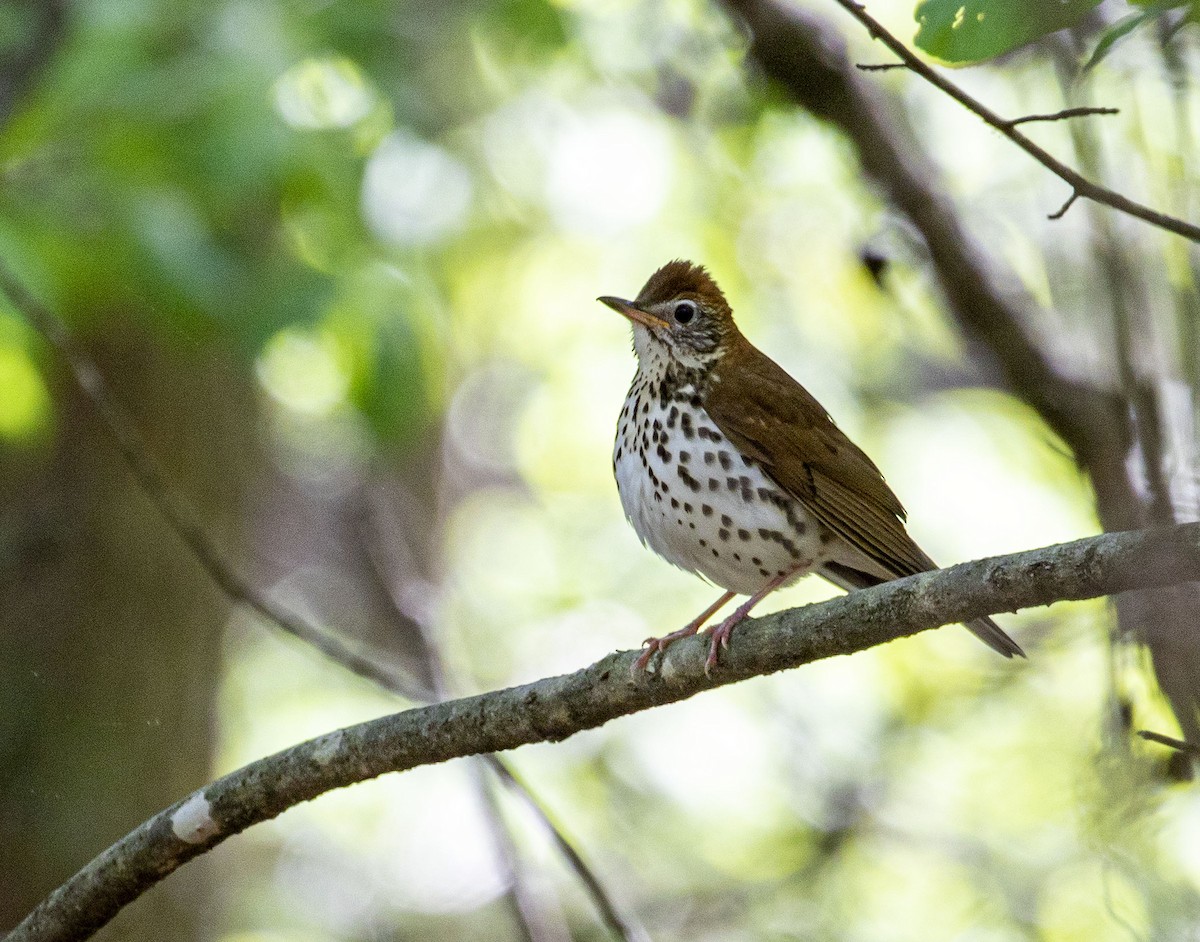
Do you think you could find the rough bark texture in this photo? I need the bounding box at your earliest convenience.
[10,523,1200,942]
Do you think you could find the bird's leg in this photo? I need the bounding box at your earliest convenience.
[634,590,736,674]
[704,569,798,675]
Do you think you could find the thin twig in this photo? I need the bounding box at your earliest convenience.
[855,62,905,72]
[0,260,645,942]
[358,517,647,942]
[1048,190,1080,220]
[355,523,554,942]
[486,760,652,942]
[471,762,559,942]
[829,0,1200,244]
[1137,729,1200,757]
[11,522,1200,942]
[1004,106,1120,128]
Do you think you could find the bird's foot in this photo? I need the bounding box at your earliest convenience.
[703,606,755,676]
[633,623,704,674]
[702,569,798,675]
[633,590,736,675]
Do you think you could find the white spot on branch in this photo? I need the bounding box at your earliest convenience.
[311,729,344,766]
[171,794,218,845]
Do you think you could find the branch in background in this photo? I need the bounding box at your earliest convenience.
[485,760,652,942]
[0,261,644,942]
[1048,191,1081,220]
[11,523,1200,942]
[1138,730,1200,757]
[1049,54,1200,745]
[356,519,559,942]
[358,515,648,942]
[720,0,1200,741]
[1004,106,1120,128]
[0,260,409,692]
[826,0,1200,244]
[720,0,1131,490]
[471,762,557,942]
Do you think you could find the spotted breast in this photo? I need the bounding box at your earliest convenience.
[613,354,830,596]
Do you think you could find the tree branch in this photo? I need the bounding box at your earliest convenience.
[826,0,1200,244]
[11,523,1200,942]
[1048,190,1081,220]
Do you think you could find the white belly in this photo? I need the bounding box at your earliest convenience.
[613,387,828,596]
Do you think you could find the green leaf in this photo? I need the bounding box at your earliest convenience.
[1084,0,1195,70]
[914,0,1103,64]
[1083,9,1155,70]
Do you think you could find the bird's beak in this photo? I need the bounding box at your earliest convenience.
[597,296,670,331]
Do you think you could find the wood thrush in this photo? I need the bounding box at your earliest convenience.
[598,260,1025,673]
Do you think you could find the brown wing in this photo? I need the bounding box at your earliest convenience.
[705,342,935,579]
[707,342,1025,658]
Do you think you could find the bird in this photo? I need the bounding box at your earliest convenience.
[597,259,1024,674]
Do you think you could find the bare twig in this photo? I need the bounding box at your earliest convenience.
[1004,106,1120,128]
[358,518,647,942]
[356,524,556,942]
[1138,729,1200,756]
[828,0,1200,244]
[1048,190,1080,220]
[11,522,1200,942]
[0,260,645,942]
[855,62,905,72]
[472,762,560,942]
[486,760,652,942]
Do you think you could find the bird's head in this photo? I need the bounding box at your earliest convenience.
[598,260,737,367]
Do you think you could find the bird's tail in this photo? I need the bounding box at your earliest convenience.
[821,561,1026,659]
[966,616,1025,659]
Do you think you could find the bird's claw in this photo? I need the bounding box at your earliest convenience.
[632,641,664,676]
[703,614,746,675]
[633,624,705,676]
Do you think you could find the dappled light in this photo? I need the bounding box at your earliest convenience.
[2,0,1199,940]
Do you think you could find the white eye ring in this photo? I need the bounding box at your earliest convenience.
[673,301,696,324]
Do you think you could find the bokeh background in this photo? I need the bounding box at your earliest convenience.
[2,0,1199,939]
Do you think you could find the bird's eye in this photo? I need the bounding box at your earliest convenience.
[673,301,696,324]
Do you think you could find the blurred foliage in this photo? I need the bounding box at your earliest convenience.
[2,0,1200,940]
